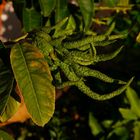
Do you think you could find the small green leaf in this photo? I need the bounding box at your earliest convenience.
[89,112,104,136]
[10,42,55,126]
[39,0,56,17]
[23,7,42,32]
[126,87,140,118]
[0,130,14,140]
[0,59,14,115]
[102,120,113,128]
[66,16,76,31]
[77,0,94,31]
[119,108,138,120]
[0,96,20,122]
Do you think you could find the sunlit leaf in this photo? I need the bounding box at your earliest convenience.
[39,0,56,17]
[126,87,140,118]
[10,42,55,126]
[0,59,14,115]
[77,0,94,30]
[23,7,42,32]
[0,130,14,140]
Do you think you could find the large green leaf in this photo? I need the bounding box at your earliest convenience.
[10,42,55,126]
[0,130,14,140]
[39,0,56,17]
[55,0,69,23]
[10,43,55,126]
[23,7,42,32]
[77,0,94,31]
[0,59,14,115]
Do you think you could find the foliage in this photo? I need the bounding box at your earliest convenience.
[0,0,139,139]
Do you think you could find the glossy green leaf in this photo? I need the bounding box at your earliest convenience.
[23,7,42,32]
[119,108,138,120]
[0,59,14,115]
[39,0,56,17]
[10,42,55,126]
[0,96,20,122]
[89,112,104,136]
[126,87,140,118]
[77,0,94,30]
[55,0,69,23]
[0,130,14,140]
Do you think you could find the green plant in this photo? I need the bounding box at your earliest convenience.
[0,0,135,138]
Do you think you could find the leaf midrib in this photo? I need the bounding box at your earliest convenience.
[19,44,43,123]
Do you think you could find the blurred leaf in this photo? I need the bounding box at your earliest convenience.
[0,130,14,140]
[126,87,140,118]
[102,120,114,128]
[55,0,69,23]
[133,122,140,140]
[117,0,129,6]
[0,96,20,122]
[103,0,117,7]
[0,59,14,115]
[119,108,138,120]
[23,7,42,32]
[39,0,56,17]
[89,112,104,136]
[77,0,94,31]
[136,32,140,43]
[107,127,129,140]
[10,42,55,126]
